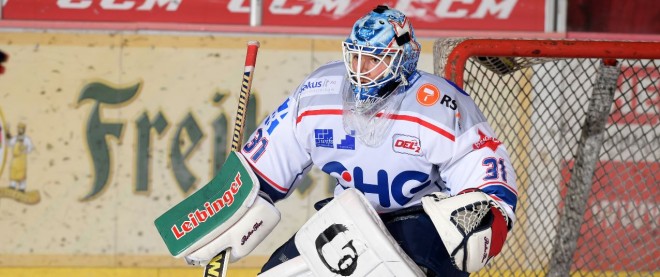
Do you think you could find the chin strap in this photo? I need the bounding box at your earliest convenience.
[376,69,416,99]
[376,80,401,98]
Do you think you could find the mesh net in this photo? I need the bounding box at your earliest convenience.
[434,38,659,277]
[473,56,558,76]
[451,200,491,235]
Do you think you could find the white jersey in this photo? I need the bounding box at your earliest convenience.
[240,61,518,222]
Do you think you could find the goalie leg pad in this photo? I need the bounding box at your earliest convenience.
[422,191,509,273]
[293,188,425,277]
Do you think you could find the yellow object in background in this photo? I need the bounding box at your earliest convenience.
[0,268,261,277]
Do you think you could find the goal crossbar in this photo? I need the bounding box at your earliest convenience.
[439,39,660,87]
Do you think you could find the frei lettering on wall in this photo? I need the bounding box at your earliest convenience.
[76,82,258,200]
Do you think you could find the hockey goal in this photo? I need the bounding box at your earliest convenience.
[434,39,659,277]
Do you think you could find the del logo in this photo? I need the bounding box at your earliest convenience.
[171,172,243,240]
[392,134,421,156]
[473,130,502,151]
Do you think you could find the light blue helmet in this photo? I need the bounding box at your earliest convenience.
[342,5,421,106]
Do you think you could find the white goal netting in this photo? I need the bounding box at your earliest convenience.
[434,38,659,277]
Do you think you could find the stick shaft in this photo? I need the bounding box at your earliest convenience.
[231,41,260,152]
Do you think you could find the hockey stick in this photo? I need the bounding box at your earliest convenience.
[203,40,260,277]
[231,41,260,153]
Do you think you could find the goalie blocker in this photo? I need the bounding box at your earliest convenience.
[154,151,281,265]
[422,190,510,273]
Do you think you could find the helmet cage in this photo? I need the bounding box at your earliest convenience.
[342,42,404,107]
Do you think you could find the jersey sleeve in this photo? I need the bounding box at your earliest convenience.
[425,80,518,224]
[240,93,312,202]
[440,123,518,224]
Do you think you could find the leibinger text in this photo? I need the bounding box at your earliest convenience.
[171,172,243,239]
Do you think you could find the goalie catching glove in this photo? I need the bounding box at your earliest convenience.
[422,190,510,273]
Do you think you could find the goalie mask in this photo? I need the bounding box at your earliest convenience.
[342,5,421,146]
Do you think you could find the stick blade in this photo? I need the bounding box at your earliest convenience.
[204,249,231,277]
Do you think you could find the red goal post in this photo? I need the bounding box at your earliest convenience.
[433,38,659,276]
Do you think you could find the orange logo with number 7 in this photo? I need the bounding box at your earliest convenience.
[416,84,440,106]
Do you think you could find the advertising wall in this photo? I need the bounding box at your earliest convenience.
[2,0,548,32]
[0,31,437,273]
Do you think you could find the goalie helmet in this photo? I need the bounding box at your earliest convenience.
[342,5,421,111]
